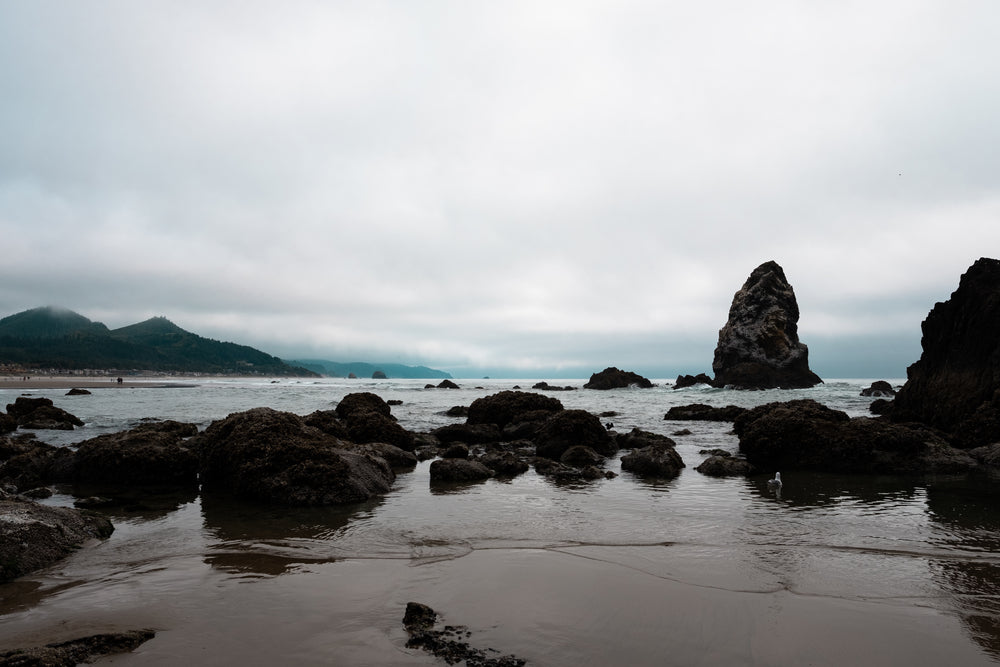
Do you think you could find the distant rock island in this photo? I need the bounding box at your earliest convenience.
[0,306,316,377]
[676,261,822,390]
[288,359,452,380]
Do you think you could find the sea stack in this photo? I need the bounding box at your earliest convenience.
[890,257,1000,448]
[711,261,822,389]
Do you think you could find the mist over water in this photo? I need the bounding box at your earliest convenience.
[2,378,999,665]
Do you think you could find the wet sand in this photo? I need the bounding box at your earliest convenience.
[0,376,199,390]
[0,545,990,666]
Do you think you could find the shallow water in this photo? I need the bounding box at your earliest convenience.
[2,378,1000,665]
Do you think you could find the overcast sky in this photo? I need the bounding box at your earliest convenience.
[2,2,998,379]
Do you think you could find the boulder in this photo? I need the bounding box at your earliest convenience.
[372,370,387,379]
[560,445,604,466]
[712,261,823,389]
[0,496,114,582]
[620,442,685,478]
[0,411,15,434]
[861,381,897,397]
[340,442,418,470]
[583,367,654,390]
[665,403,746,422]
[734,399,977,473]
[66,387,92,395]
[673,373,714,389]
[442,443,470,459]
[0,437,75,491]
[533,458,615,481]
[5,397,85,430]
[437,379,460,389]
[534,410,616,460]
[477,450,530,477]
[696,454,755,477]
[429,458,494,482]
[195,407,395,505]
[890,257,1000,448]
[532,382,576,391]
[334,392,392,420]
[343,410,416,452]
[73,421,200,487]
[466,391,563,429]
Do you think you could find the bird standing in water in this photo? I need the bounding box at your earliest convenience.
[767,472,782,491]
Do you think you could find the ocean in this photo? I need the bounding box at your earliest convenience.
[2,377,999,665]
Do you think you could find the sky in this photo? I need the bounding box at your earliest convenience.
[1,1,999,379]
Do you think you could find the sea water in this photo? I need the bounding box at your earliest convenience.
[2,378,999,665]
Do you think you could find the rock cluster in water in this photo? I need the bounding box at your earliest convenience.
[710,261,823,389]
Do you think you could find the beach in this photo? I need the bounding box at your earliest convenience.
[0,375,199,390]
[2,378,999,665]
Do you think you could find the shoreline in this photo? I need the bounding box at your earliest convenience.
[0,376,199,390]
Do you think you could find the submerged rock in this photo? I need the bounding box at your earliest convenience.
[673,373,714,389]
[890,257,1000,448]
[0,496,114,582]
[583,367,653,390]
[696,453,755,477]
[403,602,526,666]
[712,261,823,389]
[194,407,395,505]
[429,458,493,482]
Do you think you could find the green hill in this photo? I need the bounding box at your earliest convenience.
[0,307,317,376]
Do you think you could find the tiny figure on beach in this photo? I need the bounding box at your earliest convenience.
[117,377,123,384]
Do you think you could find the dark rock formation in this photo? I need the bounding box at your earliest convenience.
[342,409,416,452]
[533,458,615,481]
[696,453,755,477]
[534,409,615,460]
[890,258,1000,448]
[532,381,577,391]
[442,443,470,459]
[620,441,685,479]
[195,407,395,505]
[583,367,654,389]
[73,421,199,487]
[0,411,15,434]
[444,405,469,418]
[436,379,460,389]
[66,387,92,395]
[665,403,746,422]
[302,410,350,439]
[429,458,494,482]
[403,602,526,666]
[734,399,977,473]
[861,381,897,397]
[334,392,392,420]
[712,261,822,389]
[560,445,604,466]
[5,397,84,430]
[674,373,714,389]
[477,450,530,477]
[0,436,75,491]
[466,391,563,429]
[372,370,387,379]
[0,495,114,582]
[0,629,155,665]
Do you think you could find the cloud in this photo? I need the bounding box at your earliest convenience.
[2,1,998,378]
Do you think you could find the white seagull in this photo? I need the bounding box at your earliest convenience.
[767,472,782,491]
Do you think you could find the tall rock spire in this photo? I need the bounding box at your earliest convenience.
[711,260,822,389]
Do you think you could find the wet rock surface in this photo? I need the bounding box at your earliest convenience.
[734,399,977,474]
[0,494,114,582]
[712,261,823,389]
[194,407,395,505]
[403,602,526,666]
[4,397,84,431]
[889,257,1000,448]
[73,420,199,487]
[466,391,563,430]
[583,367,653,390]
[665,403,746,422]
[0,629,156,666]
